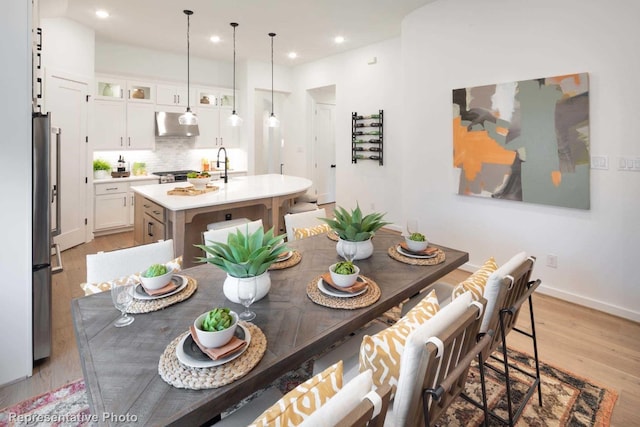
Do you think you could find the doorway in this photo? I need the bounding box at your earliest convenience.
[45,71,89,251]
[309,85,336,204]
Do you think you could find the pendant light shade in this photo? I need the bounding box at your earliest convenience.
[266,32,280,128]
[179,10,198,126]
[227,22,243,127]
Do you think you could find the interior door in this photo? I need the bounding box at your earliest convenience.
[45,72,88,251]
[313,103,336,204]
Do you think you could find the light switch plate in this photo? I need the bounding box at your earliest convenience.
[590,155,608,170]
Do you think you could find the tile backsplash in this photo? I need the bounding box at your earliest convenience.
[94,138,247,174]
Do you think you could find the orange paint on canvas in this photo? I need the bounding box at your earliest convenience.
[547,73,581,86]
[551,170,562,186]
[453,116,516,182]
[495,126,509,136]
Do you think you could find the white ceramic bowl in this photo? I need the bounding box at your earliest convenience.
[194,310,238,348]
[405,236,428,252]
[188,177,210,189]
[329,263,361,288]
[139,267,174,290]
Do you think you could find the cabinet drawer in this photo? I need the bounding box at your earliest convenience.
[143,213,166,244]
[95,182,129,195]
[141,198,165,223]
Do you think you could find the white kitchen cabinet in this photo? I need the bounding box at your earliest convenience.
[94,179,158,234]
[126,80,155,103]
[156,84,193,107]
[94,182,129,231]
[126,103,155,149]
[95,76,126,101]
[194,88,238,148]
[93,100,155,150]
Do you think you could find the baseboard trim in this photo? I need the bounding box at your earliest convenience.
[460,262,639,323]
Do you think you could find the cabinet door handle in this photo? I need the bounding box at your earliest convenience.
[123,196,127,207]
[147,222,153,237]
[106,187,118,191]
[131,195,135,205]
[120,89,124,99]
[120,137,123,147]
[153,210,162,215]
[143,204,151,208]
[177,94,180,104]
[128,136,131,147]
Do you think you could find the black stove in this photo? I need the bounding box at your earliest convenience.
[152,170,198,183]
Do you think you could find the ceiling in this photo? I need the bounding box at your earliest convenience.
[41,0,435,66]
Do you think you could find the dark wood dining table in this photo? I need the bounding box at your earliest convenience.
[71,230,468,426]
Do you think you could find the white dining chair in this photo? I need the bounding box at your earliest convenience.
[85,239,175,284]
[284,207,328,242]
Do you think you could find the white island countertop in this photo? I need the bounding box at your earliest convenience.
[131,174,312,211]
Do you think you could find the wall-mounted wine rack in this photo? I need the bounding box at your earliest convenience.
[352,110,383,165]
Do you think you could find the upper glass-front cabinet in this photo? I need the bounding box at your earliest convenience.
[96,77,125,100]
[127,81,155,103]
[219,91,234,108]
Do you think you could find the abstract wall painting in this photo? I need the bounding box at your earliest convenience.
[452,73,590,209]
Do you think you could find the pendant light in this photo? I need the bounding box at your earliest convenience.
[227,22,243,127]
[266,32,280,128]
[179,10,197,126]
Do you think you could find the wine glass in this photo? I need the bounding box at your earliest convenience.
[111,278,135,327]
[238,277,257,321]
[342,240,357,262]
[406,219,419,236]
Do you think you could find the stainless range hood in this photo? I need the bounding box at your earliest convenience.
[155,112,200,137]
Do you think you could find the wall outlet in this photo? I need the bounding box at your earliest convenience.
[546,254,558,268]
[590,155,608,170]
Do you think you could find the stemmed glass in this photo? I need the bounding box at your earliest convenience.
[238,277,257,321]
[342,240,357,262]
[111,278,135,327]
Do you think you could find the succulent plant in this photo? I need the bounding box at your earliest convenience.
[195,226,288,278]
[320,203,390,242]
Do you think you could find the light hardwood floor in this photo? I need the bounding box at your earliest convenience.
[1,231,638,426]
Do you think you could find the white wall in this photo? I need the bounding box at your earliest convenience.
[401,0,640,320]
[292,39,404,226]
[0,0,33,385]
[96,40,233,88]
[41,18,94,80]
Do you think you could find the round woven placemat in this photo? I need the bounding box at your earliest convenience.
[306,275,381,309]
[158,321,267,390]
[127,275,197,314]
[269,251,302,270]
[387,245,446,266]
[327,231,339,241]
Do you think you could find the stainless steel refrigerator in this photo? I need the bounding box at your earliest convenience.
[32,112,60,362]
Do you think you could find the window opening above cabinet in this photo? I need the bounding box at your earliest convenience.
[352,110,383,165]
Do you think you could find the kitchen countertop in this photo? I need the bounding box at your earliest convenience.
[131,173,312,212]
[93,175,159,184]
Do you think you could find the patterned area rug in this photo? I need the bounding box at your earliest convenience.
[0,350,617,426]
[440,348,618,426]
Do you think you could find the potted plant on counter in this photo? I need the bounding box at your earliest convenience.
[93,159,111,179]
[195,226,289,303]
[320,203,390,260]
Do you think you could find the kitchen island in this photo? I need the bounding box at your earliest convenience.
[132,174,312,267]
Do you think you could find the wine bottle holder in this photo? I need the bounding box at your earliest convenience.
[351,110,383,165]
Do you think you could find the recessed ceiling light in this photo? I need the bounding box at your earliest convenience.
[334,36,345,44]
[288,52,298,59]
[210,35,221,43]
[95,10,109,19]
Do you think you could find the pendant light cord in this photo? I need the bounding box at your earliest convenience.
[232,23,238,113]
[185,10,192,111]
[269,33,276,116]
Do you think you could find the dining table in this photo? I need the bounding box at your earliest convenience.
[71,230,469,426]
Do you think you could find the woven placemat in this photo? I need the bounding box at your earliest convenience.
[327,231,339,241]
[159,322,267,390]
[306,275,381,309]
[387,245,446,266]
[127,275,197,314]
[269,251,302,270]
[167,185,219,196]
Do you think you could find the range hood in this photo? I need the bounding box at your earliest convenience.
[155,112,200,137]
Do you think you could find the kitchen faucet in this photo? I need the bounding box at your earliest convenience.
[217,146,228,183]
